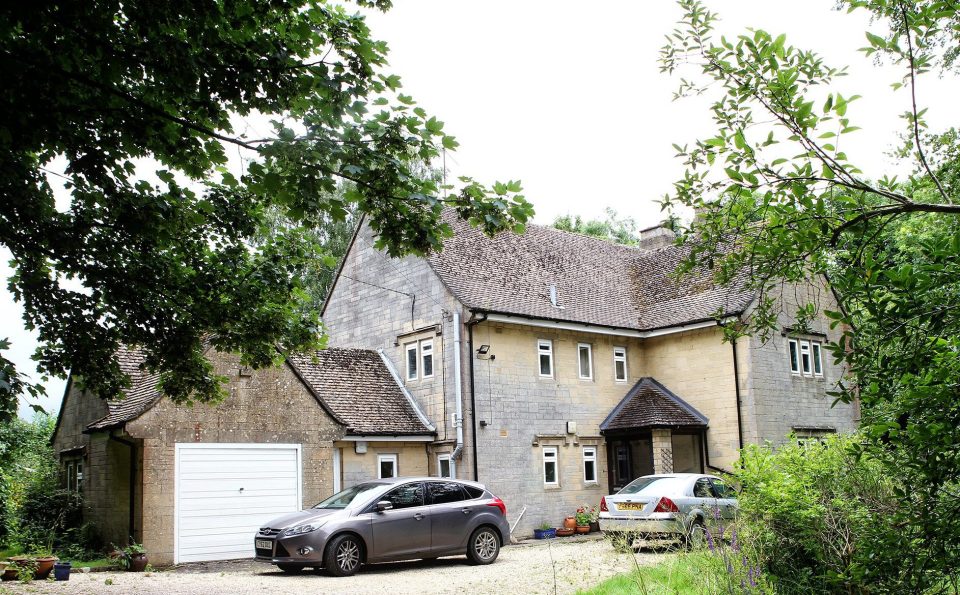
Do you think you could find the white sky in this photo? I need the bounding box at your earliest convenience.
[4,0,958,418]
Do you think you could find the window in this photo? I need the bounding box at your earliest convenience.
[437,453,455,478]
[582,447,597,483]
[693,478,714,498]
[538,339,553,377]
[710,478,737,500]
[542,447,558,486]
[381,482,424,510]
[65,460,83,493]
[577,343,593,380]
[405,342,418,381]
[427,482,466,504]
[613,347,627,382]
[378,454,398,479]
[421,339,434,379]
[789,338,824,377]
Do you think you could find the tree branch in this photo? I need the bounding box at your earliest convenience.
[829,202,960,245]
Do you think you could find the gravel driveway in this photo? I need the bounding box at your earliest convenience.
[0,537,664,595]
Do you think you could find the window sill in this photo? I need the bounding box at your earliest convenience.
[543,484,562,490]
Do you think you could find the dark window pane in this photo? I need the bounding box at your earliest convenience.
[428,482,466,504]
[789,341,799,372]
[615,360,626,381]
[380,459,396,478]
[540,353,551,375]
[544,461,556,483]
[813,343,822,374]
[384,483,424,510]
[423,353,433,377]
[584,460,596,482]
[406,346,418,379]
[463,486,484,499]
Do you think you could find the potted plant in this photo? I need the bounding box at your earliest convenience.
[6,557,38,583]
[576,505,598,533]
[533,522,556,539]
[562,515,577,531]
[113,543,149,572]
[30,547,59,580]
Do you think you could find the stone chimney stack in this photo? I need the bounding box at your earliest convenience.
[638,225,676,250]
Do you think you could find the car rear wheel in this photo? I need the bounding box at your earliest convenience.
[276,563,305,574]
[325,534,363,577]
[466,526,500,565]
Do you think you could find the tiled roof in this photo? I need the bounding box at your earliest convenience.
[428,212,754,331]
[287,349,434,436]
[86,346,162,431]
[600,378,708,432]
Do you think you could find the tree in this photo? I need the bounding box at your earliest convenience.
[0,1,533,418]
[660,0,960,589]
[552,208,641,245]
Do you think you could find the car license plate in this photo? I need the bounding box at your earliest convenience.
[617,502,645,511]
[255,539,272,550]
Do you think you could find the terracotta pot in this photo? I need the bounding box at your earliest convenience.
[34,557,58,580]
[575,525,590,534]
[562,516,577,530]
[128,553,148,572]
[555,528,575,537]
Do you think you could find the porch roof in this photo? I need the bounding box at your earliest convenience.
[600,377,708,432]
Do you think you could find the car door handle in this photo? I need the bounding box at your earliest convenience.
[414,513,424,521]
[461,508,471,515]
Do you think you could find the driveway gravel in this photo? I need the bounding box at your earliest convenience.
[0,537,665,595]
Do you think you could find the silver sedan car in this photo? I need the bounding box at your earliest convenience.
[598,473,737,546]
[254,477,510,576]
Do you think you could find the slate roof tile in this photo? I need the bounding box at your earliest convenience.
[600,377,708,431]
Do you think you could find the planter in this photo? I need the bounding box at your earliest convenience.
[589,521,600,533]
[555,528,575,537]
[533,528,556,539]
[562,516,577,530]
[575,525,590,534]
[0,561,13,582]
[54,562,72,581]
[34,557,58,580]
[128,553,149,572]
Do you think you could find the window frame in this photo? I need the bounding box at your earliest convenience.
[420,339,434,379]
[405,342,418,381]
[437,453,455,478]
[542,446,558,486]
[577,343,593,380]
[613,346,628,382]
[377,453,398,479]
[537,339,554,378]
[582,446,598,484]
[799,340,812,376]
[812,342,823,376]
[788,338,800,374]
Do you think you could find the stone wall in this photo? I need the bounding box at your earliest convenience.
[124,350,345,565]
[338,441,430,488]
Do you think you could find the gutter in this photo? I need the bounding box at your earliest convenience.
[466,312,487,481]
[450,312,465,463]
[482,312,741,339]
[376,349,436,433]
[109,433,137,545]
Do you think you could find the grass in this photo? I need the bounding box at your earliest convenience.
[577,553,703,595]
[0,545,114,569]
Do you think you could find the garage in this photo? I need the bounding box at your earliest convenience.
[175,443,302,563]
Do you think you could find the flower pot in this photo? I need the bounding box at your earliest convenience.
[555,528,574,537]
[589,521,600,533]
[533,528,556,539]
[128,553,149,572]
[54,562,72,581]
[562,516,577,530]
[0,562,14,582]
[34,557,58,580]
[576,525,590,534]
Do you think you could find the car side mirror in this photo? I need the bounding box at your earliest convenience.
[376,500,393,513]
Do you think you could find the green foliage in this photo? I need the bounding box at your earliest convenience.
[552,208,640,246]
[0,414,56,546]
[0,1,533,416]
[660,2,960,589]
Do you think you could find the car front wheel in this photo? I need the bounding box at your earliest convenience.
[466,526,500,565]
[325,534,363,577]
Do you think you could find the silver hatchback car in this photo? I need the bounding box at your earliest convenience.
[254,477,510,576]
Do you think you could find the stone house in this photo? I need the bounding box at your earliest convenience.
[51,346,434,565]
[320,212,858,534]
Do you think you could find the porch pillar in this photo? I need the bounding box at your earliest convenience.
[651,429,673,474]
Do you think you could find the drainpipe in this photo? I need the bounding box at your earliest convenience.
[466,312,487,481]
[109,433,137,544]
[450,312,465,465]
[731,337,744,451]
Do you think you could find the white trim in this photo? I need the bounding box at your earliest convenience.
[420,339,434,379]
[377,453,398,479]
[613,346,628,382]
[537,339,554,378]
[800,340,812,376]
[404,342,418,381]
[577,343,593,380]
[173,443,302,565]
[342,434,435,442]
[485,313,730,339]
[376,349,437,433]
[582,446,598,483]
[437,453,456,478]
[542,446,559,486]
[812,342,823,376]
[332,447,342,494]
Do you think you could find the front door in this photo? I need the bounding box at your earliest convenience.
[607,436,653,492]
[370,482,431,559]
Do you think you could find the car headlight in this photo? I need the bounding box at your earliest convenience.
[282,522,323,537]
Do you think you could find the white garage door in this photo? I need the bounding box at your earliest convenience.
[175,443,302,563]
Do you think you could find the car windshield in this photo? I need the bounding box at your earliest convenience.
[313,482,386,509]
[618,476,684,496]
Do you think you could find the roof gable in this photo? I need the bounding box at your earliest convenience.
[600,377,708,431]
